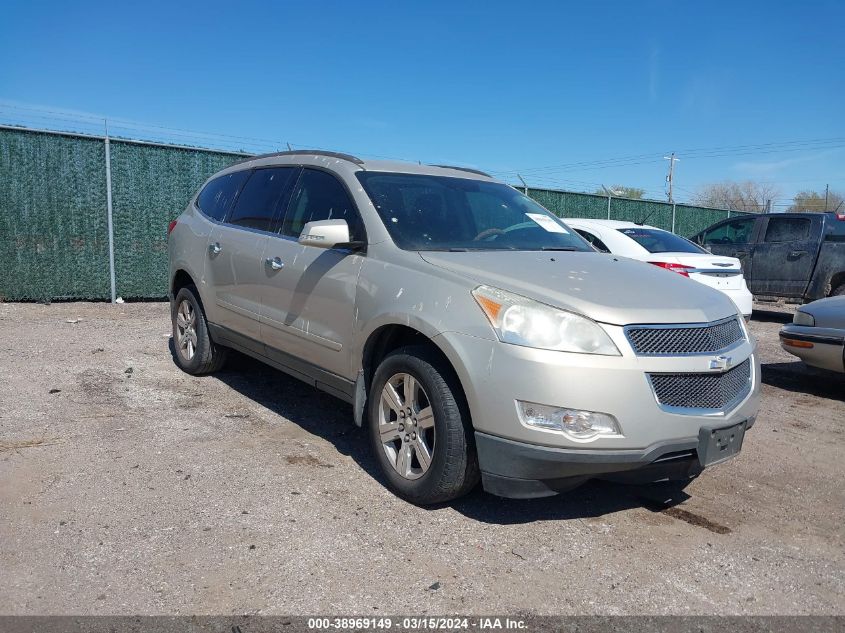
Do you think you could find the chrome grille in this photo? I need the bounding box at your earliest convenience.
[649,359,752,411]
[627,317,744,355]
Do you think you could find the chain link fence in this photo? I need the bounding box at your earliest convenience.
[0,125,745,301]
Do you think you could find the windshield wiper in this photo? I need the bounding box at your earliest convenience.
[540,246,578,251]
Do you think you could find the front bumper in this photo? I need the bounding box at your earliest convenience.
[477,420,752,498]
[435,328,760,498]
[779,325,845,373]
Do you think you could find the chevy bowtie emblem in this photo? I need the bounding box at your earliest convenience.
[709,356,733,370]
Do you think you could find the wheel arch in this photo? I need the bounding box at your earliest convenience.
[353,320,473,428]
[171,269,196,297]
[827,270,845,296]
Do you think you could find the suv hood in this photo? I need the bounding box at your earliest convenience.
[419,251,738,326]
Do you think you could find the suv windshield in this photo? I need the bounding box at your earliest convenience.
[356,172,591,252]
[617,227,706,254]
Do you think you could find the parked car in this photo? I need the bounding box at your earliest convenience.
[168,151,760,504]
[691,212,845,302]
[563,219,753,316]
[779,296,845,373]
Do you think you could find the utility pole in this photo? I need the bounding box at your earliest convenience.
[663,152,679,203]
[517,174,528,195]
[825,183,829,211]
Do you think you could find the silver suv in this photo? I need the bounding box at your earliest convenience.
[168,151,761,504]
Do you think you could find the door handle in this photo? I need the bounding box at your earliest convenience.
[208,242,222,255]
[265,256,284,270]
[789,250,807,258]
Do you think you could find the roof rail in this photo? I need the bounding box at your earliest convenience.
[430,164,492,177]
[233,149,364,166]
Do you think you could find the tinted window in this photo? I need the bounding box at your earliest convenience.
[356,172,591,252]
[617,227,705,253]
[825,215,845,242]
[196,171,250,221]
[574,229,610,253]
[764,217,810,243]
[282,169,364,240]
[702,218,755,245]
[228,167,296,232]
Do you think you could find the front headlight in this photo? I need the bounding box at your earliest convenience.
[793,310,815,326]
[472,285,620,355]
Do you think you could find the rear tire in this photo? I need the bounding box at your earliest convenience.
[368,345,479,505]
[171,286,227,375]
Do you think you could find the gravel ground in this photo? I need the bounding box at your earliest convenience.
[0,301,843,615]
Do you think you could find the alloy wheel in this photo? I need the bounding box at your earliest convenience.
[378,372,436,480]
[175,299,198,360]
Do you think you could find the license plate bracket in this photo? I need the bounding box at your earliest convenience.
[698,420,746,467]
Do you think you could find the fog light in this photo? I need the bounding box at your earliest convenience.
[516,401,621,440]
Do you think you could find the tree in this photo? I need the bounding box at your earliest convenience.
[594,185,645,199]
[691,180,781,213]
[788,189,844,213]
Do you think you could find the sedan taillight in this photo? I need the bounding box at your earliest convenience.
[648,261,694,277]
[168,220,178,236]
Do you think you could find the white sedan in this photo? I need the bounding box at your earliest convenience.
[563,219,754,316]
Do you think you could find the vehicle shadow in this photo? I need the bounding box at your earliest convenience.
[447,480,690,525]
[188,347,693,525]
[751,307,794,324]
[761,361,845,402]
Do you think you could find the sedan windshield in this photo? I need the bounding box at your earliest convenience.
[356,172,591,252]
[617,227,706,254]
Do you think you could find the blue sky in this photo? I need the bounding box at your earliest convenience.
[1,0,843,206]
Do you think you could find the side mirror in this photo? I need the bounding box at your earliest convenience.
[298,219,365,251]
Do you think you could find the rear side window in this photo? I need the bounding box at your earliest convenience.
[281,169,364,240]
[574,228,610,253]
[227,167,297,232]
[764,217,810,243]
[825,216,845,242]
[617,227,705,253]
[701,218,755,245]
[196,171,249,221]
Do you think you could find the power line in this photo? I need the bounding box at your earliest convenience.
[0,102,414,162]
[490,138,845,177]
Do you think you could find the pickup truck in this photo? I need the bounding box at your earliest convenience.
[691,212,845,302]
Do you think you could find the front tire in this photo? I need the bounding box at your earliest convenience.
[368,346,479,504]
[171,286,227,375]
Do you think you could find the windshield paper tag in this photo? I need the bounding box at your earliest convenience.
[526,213,569,234]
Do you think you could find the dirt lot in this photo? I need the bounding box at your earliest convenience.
[0,301,843,615]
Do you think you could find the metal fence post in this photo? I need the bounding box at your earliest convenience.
[104,120,117,303]
[671,203,676,233]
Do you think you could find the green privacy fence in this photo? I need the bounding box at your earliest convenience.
[109,141,245,298]
[0,125,746,301]
[0,128,111,300]
[525,188,744,237]
[0,126,245,300]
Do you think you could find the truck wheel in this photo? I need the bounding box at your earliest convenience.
[171,286,227,375]
[368,346,479,505]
